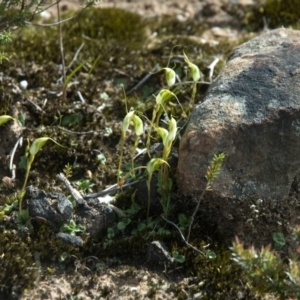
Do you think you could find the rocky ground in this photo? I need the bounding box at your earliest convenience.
[0,0,299,299]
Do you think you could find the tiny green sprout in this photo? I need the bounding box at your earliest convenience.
[272,232,286,251]
[205,153,226,188]
[19,137,66,213]
[16,208,33,231]
[75,178,95,192]
[107,227,115,239]
[146,158,169,218]
[0,115,15,126]
[178,213,192,230]
[163,67,176,87]
[60,220,86,236]
[186,153,225,241]
[117,218,131,231]
[63,163,73,178]
[172,251,185,263]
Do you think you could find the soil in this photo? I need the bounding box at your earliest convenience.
[0,0,299,299]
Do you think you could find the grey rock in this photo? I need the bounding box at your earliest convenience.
[177,28,300,248]
[56,232,83,247]
[26,186,73,229]
[25,186,117,242]
[74,198,116,241]
[178,28,300,201]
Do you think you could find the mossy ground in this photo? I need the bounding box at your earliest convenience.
[0,2,299,299]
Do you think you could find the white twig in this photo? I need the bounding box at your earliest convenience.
[161,214,205,256]
[56,173,85,205]
[57,1,66,100]
[207,58,219,82]
[83,179,140,200]
[77,91,85,103]
[57,126,97,135]
[67,43,85,69]
[9,136,23,180]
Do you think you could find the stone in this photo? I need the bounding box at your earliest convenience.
[74,198,116,241]
[177,28,300,248]
[56,232,84,247]
[26,186,73,229]
[25,186,117,242]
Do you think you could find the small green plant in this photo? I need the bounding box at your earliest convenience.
[63,163,73,178]
[117,54,203,219]
[118,108,144,187]
[131,217,155,235]
[178,213,192,231]
[272,232,286,251]
[61,113,83,128]
[60,220,86,236]
[183,51,202,107]
[231,237,300,298]
[117,218,131,231]
[103,227,115,248]
[187,153,225,241]
[19,137,66,213]
[172,251,185,263]
[156,117,178,215]
[146,158,169,217]
[125,202,141,215]
[74,178,95,193]
[3,200,18,214]
[16,208,33,230]
[107,228,115,239]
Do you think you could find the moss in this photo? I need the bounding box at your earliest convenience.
[8,7,148,65]
[244,0,300,31]
[145,15,206,37]
[179,246,257,299]
[0,228,37,298]
[32,224,80,262]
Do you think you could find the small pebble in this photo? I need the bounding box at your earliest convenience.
[19,80,28,90]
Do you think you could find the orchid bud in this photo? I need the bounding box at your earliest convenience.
[156,89,175,106]
[147,158,169,174]
[189,62,201,82]
[132,115,144,136]
[122,110,135,133]
[163,67,176,87]
[183,52,202,82]
[156,127,169,147]
[166,117,177,145]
